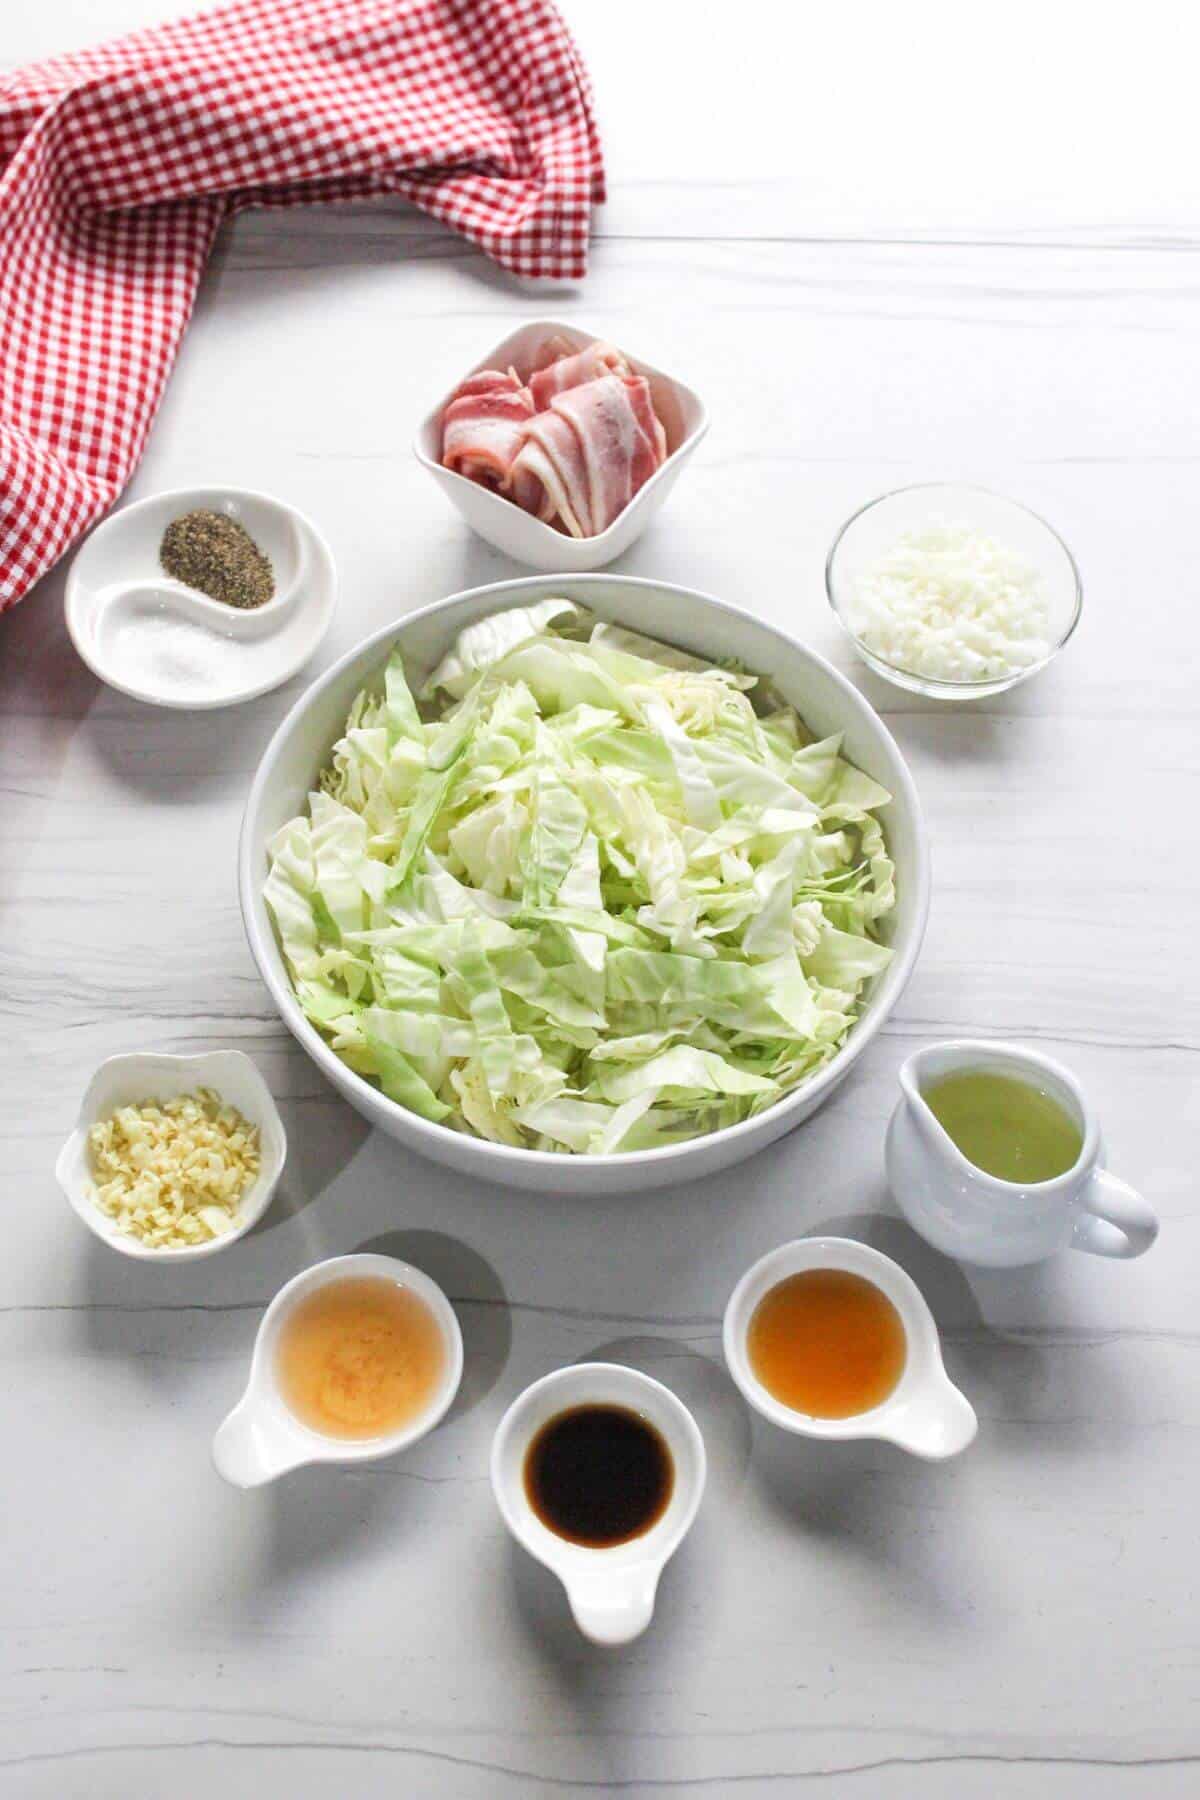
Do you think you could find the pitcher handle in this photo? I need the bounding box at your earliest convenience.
[1071,1169,1158,1260]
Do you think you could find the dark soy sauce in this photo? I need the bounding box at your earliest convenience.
[524,1404,674,1547]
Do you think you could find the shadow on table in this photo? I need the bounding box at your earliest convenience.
[256,1462,408,1587]
[954,1251,1146,1464]
[744,1416,990,1634]
[0,566,102,902]
[882,704,1014,767]
[250,1077,373,1239]
[807,1202,1143,1456]
[81,674,292,804]
[71,1230,265,1395]
[205,195,580,297]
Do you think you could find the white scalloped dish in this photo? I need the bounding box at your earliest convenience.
[56,1050,287,1261]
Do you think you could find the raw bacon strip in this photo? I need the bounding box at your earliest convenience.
[627,373,669,466]
[529,334,575,372]
[529,340,630,411]
[442,369,535,488]
[507,416,585,532]
[508,457,557,522]
[508,373,666,538]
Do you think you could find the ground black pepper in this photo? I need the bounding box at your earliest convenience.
[160,509,275,609]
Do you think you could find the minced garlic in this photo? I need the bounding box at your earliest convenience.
[87,1088,260,1249]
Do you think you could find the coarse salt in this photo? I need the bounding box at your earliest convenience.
[106,609,240,697]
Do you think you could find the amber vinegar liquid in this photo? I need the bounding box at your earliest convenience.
[748,1268,907,1418]
[276,1276,445,1439]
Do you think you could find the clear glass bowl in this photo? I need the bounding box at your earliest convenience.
[826,483,1083,700]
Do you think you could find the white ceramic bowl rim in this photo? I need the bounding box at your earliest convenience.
[825,480,1084,688]
[239,572,930,1171]
[413,320,709,551]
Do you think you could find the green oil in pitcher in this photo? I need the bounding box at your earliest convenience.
[921,1070,1083,1184]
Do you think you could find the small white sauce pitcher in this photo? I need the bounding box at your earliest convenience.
[723,1237,977,1461]
[887,1041,1159,1269]
[212,1253,463,1487]
[491,1363,706,1647]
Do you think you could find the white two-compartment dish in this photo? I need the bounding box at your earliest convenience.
[413,320,708,571]
[239,573,930,1197]
[66,487,337,709]
[55,1050,286,1261]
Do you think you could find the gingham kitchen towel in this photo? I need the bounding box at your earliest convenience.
[0,0,605,610]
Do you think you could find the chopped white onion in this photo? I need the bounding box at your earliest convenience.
[848,518,1051,683]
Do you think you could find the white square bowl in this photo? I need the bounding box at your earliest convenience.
[412,319,709,571]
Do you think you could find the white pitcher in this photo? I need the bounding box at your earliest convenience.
[491,1363,706,1647]
[722,1236,977,1460]
[887,1041,1159,1268]
[212,1253,463,1487]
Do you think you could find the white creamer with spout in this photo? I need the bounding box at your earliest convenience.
[887,1040,1159,1269]
[490,1363,706,1647]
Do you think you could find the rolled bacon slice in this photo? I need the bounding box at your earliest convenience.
[528,339,630,411]
[508,372,668,539]
[442,368,535,489]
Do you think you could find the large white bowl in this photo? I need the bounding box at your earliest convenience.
[239,575,930,1196]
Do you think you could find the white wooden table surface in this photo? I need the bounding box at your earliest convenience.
[4,4,1199,1795]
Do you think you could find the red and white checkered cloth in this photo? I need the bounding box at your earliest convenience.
[0,0,604,611]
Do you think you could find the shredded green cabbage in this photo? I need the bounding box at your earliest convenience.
[264,602,896,1154]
